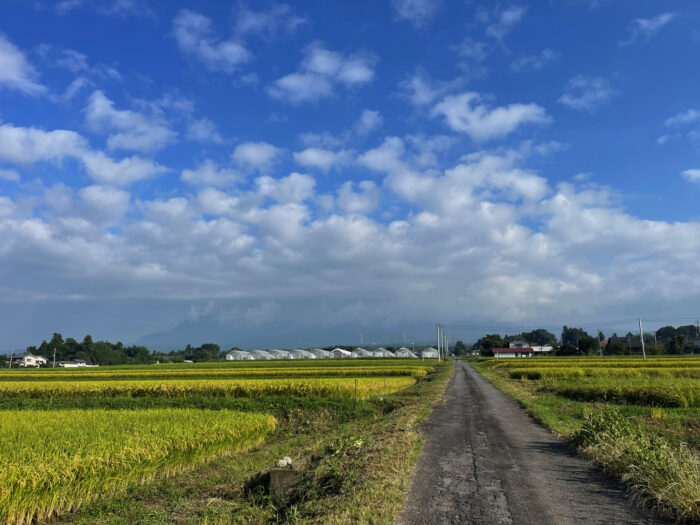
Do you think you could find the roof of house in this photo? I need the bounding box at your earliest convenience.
[493,347,534,353]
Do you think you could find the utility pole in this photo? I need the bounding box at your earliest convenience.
[8,350,12,369]
[53,348,57,368]
[436,324,441,362]
[638,318,646,359]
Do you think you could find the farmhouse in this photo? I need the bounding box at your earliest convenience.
[11,352,47,367]
[508,340,530,349]
[330,348,352,358]
[494,347,535,358]
[226,350,253,361]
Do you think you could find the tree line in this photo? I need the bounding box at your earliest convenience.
[1,333,227,366]
[467,324,699,357]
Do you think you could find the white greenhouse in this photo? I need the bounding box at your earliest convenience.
[310,348,330,359]
[420,347,438,359]
[226,350,253,361]
[351,348,372,358]
[395,347,417,358]
[250,350,273,360]
[330,348,352,358]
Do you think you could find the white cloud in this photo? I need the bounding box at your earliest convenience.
[81,152,167,186]
[85,91,177,152]
[0,169,20,182]
[665,109,700,128]
[173,9,251,73]
[432,92,550,141]
[398,69,461,107]
[510,49,559,72]
[391,0,442,27]
[234,4,307,38]
[0,123,86,163]
[232,141,282,171]
[682,169,700,186]
[337,180,381,214]
[256,172,315,203]
[355,109,383,135]
[485,6,527,40]
[453,38,490,61]
[0,33,45,95]
[79,185,130,223]
[293,148,352,171]
[558,76,616,112]
[187,117,223,143]
[181,160,239,187]
[268,42,376,103]
[620,12,675,46]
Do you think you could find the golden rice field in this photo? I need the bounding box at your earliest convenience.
[0,409,276,525]
[0,376,416,400]
[0,365,429,382]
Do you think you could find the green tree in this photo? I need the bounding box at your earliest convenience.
[666,335,687,355]
[475,334,506,357]
[521,329,557,346]
[453,340,468,356]
[655,326,676,342]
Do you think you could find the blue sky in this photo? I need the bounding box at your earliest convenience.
[1,0,700,349]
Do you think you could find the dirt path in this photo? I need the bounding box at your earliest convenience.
[399,361,667,525]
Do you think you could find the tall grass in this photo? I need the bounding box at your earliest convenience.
[0,409,276,525]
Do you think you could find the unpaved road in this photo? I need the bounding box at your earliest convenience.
[399,361,666,525]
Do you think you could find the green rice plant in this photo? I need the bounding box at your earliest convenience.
[0,409,276,525]
[0,377,416,401]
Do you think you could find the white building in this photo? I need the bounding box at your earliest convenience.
[494,348,534,358]
[421,347,439,359]
[268,349,290,360]
[395,347,417,358]
[290,349,315,359]
[250,350,273,360]
[531,345,554,354]
[373,348,395,358]
[330,348,352,358]
[351,348,372,358]
[310,348,330,359]
[509,340,530,349]
[11,352,47,367]
[226,350,253,361]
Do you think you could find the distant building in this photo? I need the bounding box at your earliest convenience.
[351,348,372,358]
[289,349,315,359]
[310,348,331,359]
[531,345,554,353]
[420,347,439,358]
[11,352,47,367]
[395,348,417,358]
[508,340,529,349]
[493,347,534,358]
[268,349,290,360]
[330,348,352,358]
[250,350,273,360]
[373,348,395,357]
[226,350,253,361]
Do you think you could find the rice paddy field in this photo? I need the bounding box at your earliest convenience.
[469,356,700,523]
[0,358,446,525]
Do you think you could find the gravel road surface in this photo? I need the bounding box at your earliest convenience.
[399,360,666,525]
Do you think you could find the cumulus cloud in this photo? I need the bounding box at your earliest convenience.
[398,69,462,107]
[485,6,527,40]
[81,152,168,186]
[0,123,86,163]
[268,42,376,103]
[355,109,383,135]
[0,33,45,95]
[79,185,130,223]
[173,9,251,73]
[620,12,675,46]
[232,142,282,171]
[665,109,700,128]
[0,169,20,182]
[682,169,700,186]
[336,180,381,214]
[186,117,223,143]
[558,76,616,112]
[391,0,442,27]
[432,92,550,141]
[256,172,315,203]
[234,4,307,38]
[85,91,177,152]
[181,160,240,187]
[293,147,352,171]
